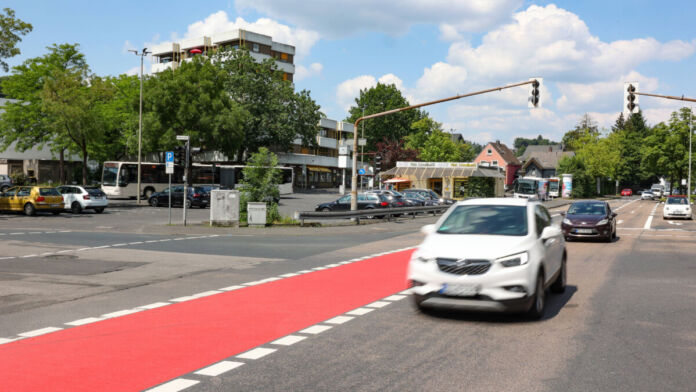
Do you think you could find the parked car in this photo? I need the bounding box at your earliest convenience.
[662,196,692,220]
[561,200,617,242]
[641,190,655,200]
[0,186,64,216]
[148,186,210,208]
[57,185,108,214]
[620,188,633,197]
[315,193,390,212]
[402,190,439,206]
[408,198,566,319]
[0,174,12,192]
[402,188,454,205]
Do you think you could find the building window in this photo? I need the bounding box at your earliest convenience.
[487,149,492,155]
[252,43,259,52]
[480,160,488,165]
[281,53,288,61]
[492,160,498,166]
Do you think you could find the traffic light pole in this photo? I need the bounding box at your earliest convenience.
[183,141,189,227]
[631,91,696,198]
[349,79,537,211]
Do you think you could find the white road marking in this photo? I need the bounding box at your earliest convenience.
[0,337,20,345]
[194,361,244,376]
[92,245,110,249]
[21,254,37,258]
[324,316,354,325]
[312,266,328,271]
[399,289,413,295]
[383,294,407,301]
[365,301,391,308]
[236,347,277,360]
[219,285,244,291]
[299,325,333,334]
[145,240,159,243]
[338,261,352,265]
[346,307,374,316]
[65,317,103,326]
[101,309,143,318]
[296,270,312,274]
[18,327,62,338]
[111,243,127,247]
[170,296,196,302]
[617,220,624,225]
[146,378,199,392]
[138,302,170,310]
[279,273,299,278]
[77,248,91,252]
[129,241,144,245]
[40,252,54,256]
[159,239,171,242]
[644,205,658,229]
[56,250,72,253]
[324,263,340,268]
[272,335,307,346]
[173,238,186,241]
[0,256,14,260]
[190,290,221,299]
[28,232,41,234]
[10,232,23,235]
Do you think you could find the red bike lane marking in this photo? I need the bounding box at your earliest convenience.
[0,249,414,391]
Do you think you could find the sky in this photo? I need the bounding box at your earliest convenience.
[4,0,696,146]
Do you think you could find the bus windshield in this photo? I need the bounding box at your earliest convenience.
[515,180,537,195]
[102,165,119,187]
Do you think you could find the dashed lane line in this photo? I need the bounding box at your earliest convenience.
[271,335,307,346]
[236,347,277,360]
[193,361,244,377]
[146,378,199,392]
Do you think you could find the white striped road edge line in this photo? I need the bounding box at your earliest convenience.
[236,347,276,360]
[194,361,244,376]
[65,317,103,326]
[146,378,199,392]
[0,230,73,235]
[18,327,62,338]
[299,325,333,334]
[272,335,307,346]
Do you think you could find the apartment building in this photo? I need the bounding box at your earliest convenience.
[150,29,295,81]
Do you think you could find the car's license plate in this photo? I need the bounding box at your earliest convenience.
[440,283,478,297]
[51,204,61,207]
[575,228,593,234]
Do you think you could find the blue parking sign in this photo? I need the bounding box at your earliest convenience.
[358,168,366,175]
[166,151,174,162]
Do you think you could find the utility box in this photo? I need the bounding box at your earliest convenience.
[210,190,240,227]
[247,202,267,227]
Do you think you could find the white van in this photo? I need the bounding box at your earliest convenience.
[650,184,665,198]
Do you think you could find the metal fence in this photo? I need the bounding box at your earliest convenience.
[297,205,451,226]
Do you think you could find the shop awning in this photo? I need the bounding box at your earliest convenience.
[307,165,332,173]
[383,177,411,183]
[380,165,504,179]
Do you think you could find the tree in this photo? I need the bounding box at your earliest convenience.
[616,110,651,187]
[0,43,87,184]
[513,134,556,156]
[557,155,595,198]
[143,55,248,160]
[215,49,321,162]
[374,138,419,172]
[239,147,281,222]
[641,108,694,191]
[561,114,600,150]
[346,83,424,151]
[0,8,32,72]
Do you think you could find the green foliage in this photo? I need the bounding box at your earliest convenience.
[561,114,600,150]
[641,108,694,191]
[238,147,281,223]
[405,118,475,162]
[346,82,424,151]
[513,135,557,156]
[9,171,26,185]
[0,8,32,72]
[215,49,321,160]
[143,55,248,159]
[557,155,595,198]
[461,177,495,197]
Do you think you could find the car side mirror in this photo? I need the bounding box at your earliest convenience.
[420,224,436,235]
[611,212,617,217]
[541,225,561,240]
[560,211,566,216]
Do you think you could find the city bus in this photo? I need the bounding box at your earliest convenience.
[101,161,294,198]
[548,177,560,198]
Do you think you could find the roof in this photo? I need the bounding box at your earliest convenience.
[486,141,520,165]
[379,165,505,180]
[520,144,563,162]
[457,197,534,207]
[522,151,575,170]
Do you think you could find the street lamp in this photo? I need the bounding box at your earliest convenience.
[129,48,150,205]
[688,107,693,200]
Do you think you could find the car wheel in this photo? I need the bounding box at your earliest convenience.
[71,201,82,214]
[143,188,154,199]
[149,197,159,207]
[551,256,566,293]
[365,208,376,219]
[24,203,36,216]
[185,199,192,209]
[527,272,546,320]
[321,207,331,212]
[94,208,104,214]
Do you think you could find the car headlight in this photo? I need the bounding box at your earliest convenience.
[497,251,529,267]
[562,218,572,225]
[597,219,609,225]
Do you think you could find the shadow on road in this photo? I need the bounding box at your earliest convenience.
[417,285,578,323]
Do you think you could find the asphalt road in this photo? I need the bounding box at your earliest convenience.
[0,197,694,391]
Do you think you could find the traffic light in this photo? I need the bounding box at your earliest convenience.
[374,153,382,172]
[624,82,639,117]
[528,78,542,108]
[174,146,186,165]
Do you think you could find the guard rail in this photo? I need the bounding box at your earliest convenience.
[297,205,451,226]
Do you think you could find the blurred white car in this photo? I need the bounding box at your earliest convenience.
[57,185,108,214]
[663,196,692,220]
[641,191,655,200]
[408,198,566,319]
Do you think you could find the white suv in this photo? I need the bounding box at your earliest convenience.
[408,198,566,319]
[57,185,109,214]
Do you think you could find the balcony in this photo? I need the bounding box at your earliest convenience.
[316,136,337,149]
[151,62,174,73]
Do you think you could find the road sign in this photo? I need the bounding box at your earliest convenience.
[166,161,174,174]
[338,146,349,155]
[358,138,367,146]
[358,168,366,175]
[165,151,174,162]
[176,135,189,141]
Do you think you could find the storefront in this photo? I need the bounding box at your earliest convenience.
[379,161,506,199]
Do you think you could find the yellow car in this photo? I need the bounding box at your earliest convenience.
[0,186,64,216]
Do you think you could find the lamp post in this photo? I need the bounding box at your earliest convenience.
[688,107,693,200]
[129,48,150,205]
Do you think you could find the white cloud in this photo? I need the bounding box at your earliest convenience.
[556,71,660,113]
[413,62,468,101]
[295,62,323,81]
[335,73,410,111]
[235,0,521,38]
[122,40,136,54]
[446,4,696,83]
[124,66,140,76]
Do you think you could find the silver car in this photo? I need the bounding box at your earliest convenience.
[641,190,655,200]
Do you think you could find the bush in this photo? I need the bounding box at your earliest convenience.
[9,172,27,186]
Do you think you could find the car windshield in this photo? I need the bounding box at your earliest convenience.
[437,205,528,236]
[568,202,606,215]
[39,188,61,196]
[667,197,688,205]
